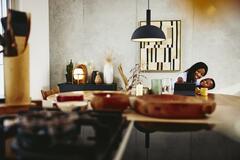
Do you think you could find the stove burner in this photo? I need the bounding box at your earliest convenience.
[0,109,127,160]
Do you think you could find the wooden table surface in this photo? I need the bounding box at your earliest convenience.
[1,92,240,127]
[46,91,240,125]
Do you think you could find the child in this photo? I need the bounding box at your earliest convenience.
[195,78,215,95]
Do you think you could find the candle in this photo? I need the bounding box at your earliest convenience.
[136,84,143,96]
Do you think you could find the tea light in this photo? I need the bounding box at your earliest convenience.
[106,94,111,98]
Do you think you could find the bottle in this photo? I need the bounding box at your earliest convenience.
[87,61,93,83]
[103,55,113,84]
[69,59,73,70]
[66,59,74,83]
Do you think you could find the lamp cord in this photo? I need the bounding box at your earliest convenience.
[148,0,149,9]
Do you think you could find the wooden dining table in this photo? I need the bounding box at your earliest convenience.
[45,92,240,148]
[46,91,240,125]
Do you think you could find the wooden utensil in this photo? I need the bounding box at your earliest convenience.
[118,64,128,90]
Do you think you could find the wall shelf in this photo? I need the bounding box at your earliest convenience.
[58,83,117,92]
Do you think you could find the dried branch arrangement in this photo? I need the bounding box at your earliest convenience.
[127,64,146,91]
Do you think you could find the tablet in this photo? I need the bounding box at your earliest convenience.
[174,83,196,96]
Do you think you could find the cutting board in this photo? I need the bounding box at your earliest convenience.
[133,94,216,119]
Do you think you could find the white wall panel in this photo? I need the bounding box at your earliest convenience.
[19,0,49,99]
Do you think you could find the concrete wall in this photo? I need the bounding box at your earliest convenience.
[49,0,240,95]
[19,0,50,99]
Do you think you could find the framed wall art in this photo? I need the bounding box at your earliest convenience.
[140,20,181,72]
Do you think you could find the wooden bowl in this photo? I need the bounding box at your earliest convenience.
[134,94,216,119]
[91,92,129,112]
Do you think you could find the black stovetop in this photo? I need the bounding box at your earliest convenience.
[0,108,127,160]
[2,108,240,160]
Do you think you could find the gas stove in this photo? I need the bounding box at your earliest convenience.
[0,108,127,160]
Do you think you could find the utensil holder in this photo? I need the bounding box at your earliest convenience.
[3,44,30,105]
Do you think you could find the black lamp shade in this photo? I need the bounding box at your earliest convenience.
[131,25,166,42]
[131,8,166,42]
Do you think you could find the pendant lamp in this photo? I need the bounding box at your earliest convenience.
[131,0,166,42]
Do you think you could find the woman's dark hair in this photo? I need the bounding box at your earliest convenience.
[200,78,215,90]
[185,62,208,83]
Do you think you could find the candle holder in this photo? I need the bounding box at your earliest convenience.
[73,64,88,84]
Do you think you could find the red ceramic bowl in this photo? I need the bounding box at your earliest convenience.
[91,92,129,112]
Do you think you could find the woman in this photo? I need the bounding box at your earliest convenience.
[176,62,208,84]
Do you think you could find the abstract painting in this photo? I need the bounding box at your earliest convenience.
[140,20,181,72]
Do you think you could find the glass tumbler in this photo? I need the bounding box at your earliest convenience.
[151,79,162,95]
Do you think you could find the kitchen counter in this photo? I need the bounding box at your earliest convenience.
[1,93,240,160]
[0,101,41,115]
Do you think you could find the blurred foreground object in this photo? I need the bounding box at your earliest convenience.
[1,9,31,105]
